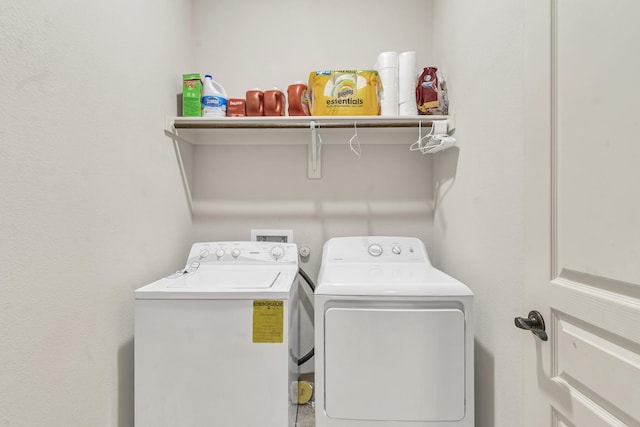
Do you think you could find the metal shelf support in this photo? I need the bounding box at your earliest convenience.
[309,121,322,179]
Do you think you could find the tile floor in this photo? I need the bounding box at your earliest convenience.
[295,403,314,427]
[295,373,315,427]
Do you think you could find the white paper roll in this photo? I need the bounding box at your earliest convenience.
[399,101,418,116]
[379,67,398,116]
[377,51,398,69]
[398,51,418,115]
[377,51,399,116]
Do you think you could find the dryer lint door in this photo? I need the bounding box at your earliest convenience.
[324,306,466,422]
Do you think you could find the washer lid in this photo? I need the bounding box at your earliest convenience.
[316,264,473,297]
[135,265,297,300]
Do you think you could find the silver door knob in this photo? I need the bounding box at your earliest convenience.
[514,310,548,341]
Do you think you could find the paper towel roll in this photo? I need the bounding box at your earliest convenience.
[377,51,398,69]
[398,51,418,115]
[399,101,418,116]
[377,51,399,116]
[379,67,399,116]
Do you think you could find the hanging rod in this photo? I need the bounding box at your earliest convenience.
[172,116,453,130]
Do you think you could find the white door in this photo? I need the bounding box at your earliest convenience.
[523,0,640,426]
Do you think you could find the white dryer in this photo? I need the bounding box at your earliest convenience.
[315,236,474,427]
[135,241,299,427]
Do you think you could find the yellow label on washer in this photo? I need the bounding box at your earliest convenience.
[252,300,284,343]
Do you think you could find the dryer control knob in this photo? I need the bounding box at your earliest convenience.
[392,246,401,255]
[231,248,241,258]
[270,246,285,260]
[199,249,210,259]
[368,244,383,257]
[215,249,225,259]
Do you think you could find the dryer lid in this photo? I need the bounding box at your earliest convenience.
[135,265,298,300]
[315,264,473,297]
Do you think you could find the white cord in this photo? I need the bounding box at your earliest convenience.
[349,121,361,157]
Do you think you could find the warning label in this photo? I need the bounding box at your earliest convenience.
[252,300,284,343]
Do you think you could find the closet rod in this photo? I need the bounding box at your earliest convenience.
[173,119,444,130]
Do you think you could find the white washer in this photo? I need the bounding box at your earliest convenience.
[135,241,299,427]
[315,236,474,427]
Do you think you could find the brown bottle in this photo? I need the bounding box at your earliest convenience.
[287,82,310,116]
[264,88,285,116]
[246,89,264,116]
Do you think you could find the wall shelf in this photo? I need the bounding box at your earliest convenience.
[164,115,456,211]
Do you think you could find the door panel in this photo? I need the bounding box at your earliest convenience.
[556,315,640,420]
[324,307,465,421]
[554,401,626,427]
[556,0,640,286]
[525,0,640,426]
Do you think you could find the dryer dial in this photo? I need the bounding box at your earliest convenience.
[368,244,383,257]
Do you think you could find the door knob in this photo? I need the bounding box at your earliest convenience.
[514,310,548,341]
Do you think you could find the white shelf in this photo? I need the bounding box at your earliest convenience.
[164,115,456,211]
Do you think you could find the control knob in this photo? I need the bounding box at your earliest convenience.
[215,248,225,259]
[270,246,285,260]
[231,248,241,258]
[368,244,383,257]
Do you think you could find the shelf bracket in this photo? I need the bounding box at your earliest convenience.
[164,116,194,211]
[308,120,322,179]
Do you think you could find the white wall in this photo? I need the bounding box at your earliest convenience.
[193,0,434,98]
[0,1,528,425]
[432,1,525,426]
[0,1,192,425]
[190,0,436,372]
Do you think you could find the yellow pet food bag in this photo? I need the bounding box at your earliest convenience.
[307,70,381,116]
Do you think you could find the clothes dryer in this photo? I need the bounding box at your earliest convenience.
[135,241,299,427]
[315,236,474,427]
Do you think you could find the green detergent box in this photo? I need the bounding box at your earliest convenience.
[182,73,202,117]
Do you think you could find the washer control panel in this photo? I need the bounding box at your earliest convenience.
[186,241,298,265]
[325,236,429,264]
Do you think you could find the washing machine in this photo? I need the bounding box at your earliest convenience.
[315,236,474,427]
[135,241,299,427]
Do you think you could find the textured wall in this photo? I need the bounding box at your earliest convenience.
[0,1,192,425]
[431,1,526,426]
